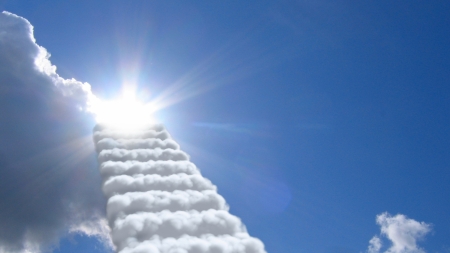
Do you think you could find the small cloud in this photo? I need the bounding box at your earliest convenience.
[368,236,382,253]
[366,212,431,253]
[69,217,114,250]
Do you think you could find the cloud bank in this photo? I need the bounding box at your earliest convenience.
[0,11,110,252]
[94,123,266,253]
[366,212,431,253]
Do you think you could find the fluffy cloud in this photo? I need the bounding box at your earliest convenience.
[98,148,189,163]
[100,161,200,179]
[93,128,170,143]
[120,234,265,253]
[107,190,228,220]
[366,212,431,253]
[0,11,97,110]
[368,236,382,253]
[103,174,217,197]
[95,138,180,153]
[94,125,266,253]
[0,11,109,252]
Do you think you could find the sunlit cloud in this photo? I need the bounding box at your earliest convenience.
[366,212,431,253]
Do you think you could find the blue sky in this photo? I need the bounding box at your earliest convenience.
[0,1,450,252]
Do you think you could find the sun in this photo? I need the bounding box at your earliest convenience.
[91,94,157,131]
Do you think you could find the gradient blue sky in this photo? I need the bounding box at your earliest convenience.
[1,1,450,252]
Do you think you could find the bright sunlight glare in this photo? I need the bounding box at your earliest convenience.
[92,95,157,131]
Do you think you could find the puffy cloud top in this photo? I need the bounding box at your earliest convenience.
[366,212,431,253]
[0,11,98,110]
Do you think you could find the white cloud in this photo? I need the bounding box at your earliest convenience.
[69,217,114,250]
[98,148,189,163]
[100,160,200,179]
[93,128,170,143]
[95,124,267,253]
[366,212,431,253]
[107,190,228,220]
[103,174,216,197]
[368,236,382,253]
[95,138,180,153]
[119,234,265,253]
[0,11,98,111]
